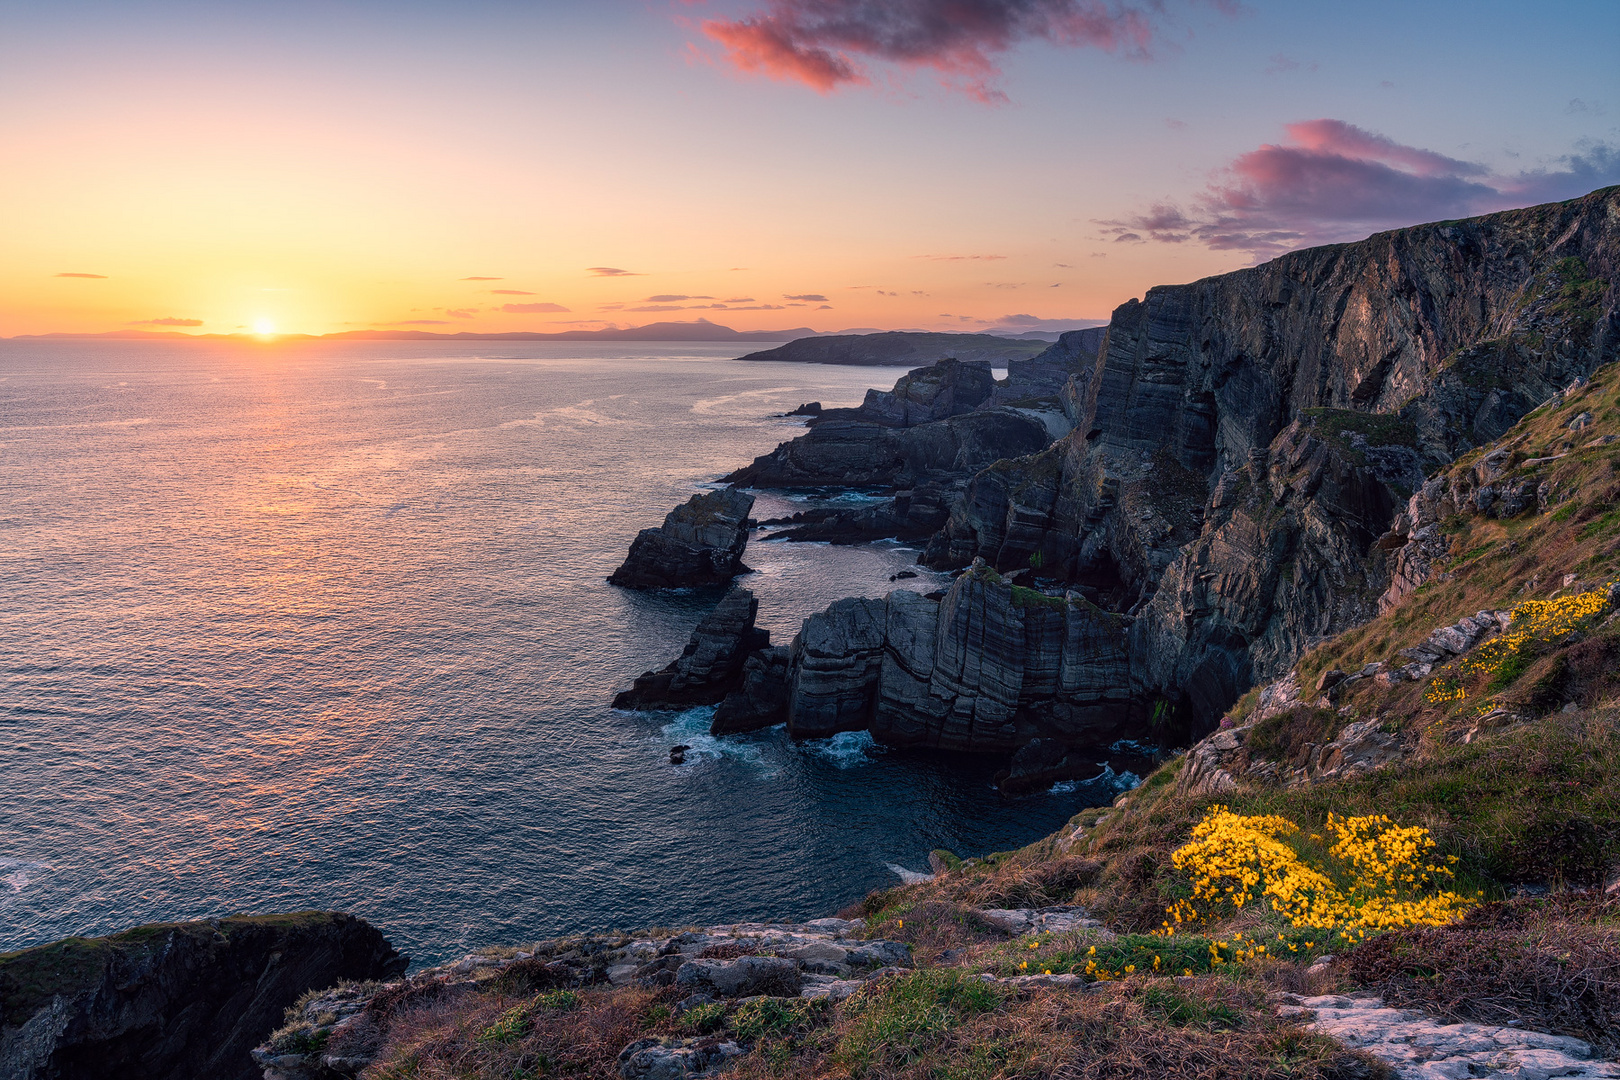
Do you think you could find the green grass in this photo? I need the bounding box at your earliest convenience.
[833,969,1004,1075]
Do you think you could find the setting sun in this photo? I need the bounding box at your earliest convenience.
[252,318,276,337]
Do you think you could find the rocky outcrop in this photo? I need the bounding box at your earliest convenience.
[849,358,996,427]
[711,646,792,734]
[609,488,755,590]
[924,187,1619,726]
[0,912,404,1080]
[256,918,911,1079]
[613,588,769,710]
[775,563,1139,752]
[990,327,1105,410]
[723,396,1049,490]
[994,738,1107,796]
[736,331,1049,366]
[1278,993,1620,1080]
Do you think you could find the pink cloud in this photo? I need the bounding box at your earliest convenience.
[130,316,202,326]
[697,0,1192,103]
[501,302,572,313]
[1100,120,1620,256]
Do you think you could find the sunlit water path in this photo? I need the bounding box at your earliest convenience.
[0,340,1133,965]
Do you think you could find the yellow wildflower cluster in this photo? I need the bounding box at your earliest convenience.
[1166,806,1475,935]
[1426,582,1615,704]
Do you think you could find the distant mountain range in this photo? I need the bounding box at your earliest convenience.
[5,318,1097,345]
[6,319,819,343]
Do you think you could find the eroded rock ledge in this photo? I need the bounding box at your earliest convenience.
[0,912,404,1080]
[608,488,755,590]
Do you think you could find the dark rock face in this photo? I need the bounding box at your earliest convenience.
[994,738,1105,796]
[609,488,755,589]
[924,188,1620,725]
[0,912,404,1080]
[853,358,996,428]
[778,566,1138,751]
[711,645,792,734]
[613,588,769,711]
[755,480,958,544]
[990,327,1105,409]
[724,407,1049,490]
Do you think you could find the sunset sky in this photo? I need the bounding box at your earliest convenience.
[2,0,1616,338]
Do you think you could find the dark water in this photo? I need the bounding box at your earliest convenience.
[0,340,1137,965]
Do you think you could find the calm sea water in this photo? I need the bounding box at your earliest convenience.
[0,339,1136,965]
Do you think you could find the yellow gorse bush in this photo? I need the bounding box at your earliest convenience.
[1426,582,1615,703]
[1166,806,1475,936]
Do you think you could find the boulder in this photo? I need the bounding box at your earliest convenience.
[617,1036,744,1080]
[609,488,755,590]
[994,738,1104,796]
[673,956,802,998]
[613,588,769,710]
[0,912,404,1080]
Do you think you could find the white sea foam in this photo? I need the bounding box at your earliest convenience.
[0,858,45,901]
[1048,780,1080,794]
[658,708,769,771]
[886,862,935,885]
[1108,739,1159,756]
[804,730,878,768]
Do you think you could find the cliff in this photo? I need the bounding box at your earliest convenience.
[926,187,1619,725]
[0,912,404,1080]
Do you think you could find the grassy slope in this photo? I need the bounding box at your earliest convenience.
[320,371,1620,1078]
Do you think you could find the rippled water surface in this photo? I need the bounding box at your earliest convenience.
[0,340,1133,965]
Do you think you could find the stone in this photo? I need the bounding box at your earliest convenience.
[617,1036,745,1079]
[1277,994,1620,1080]
[674,956,802,999]
[613,588,769,710]
[609,488,755,590]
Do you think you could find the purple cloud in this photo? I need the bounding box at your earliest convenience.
[784,293,829,301]
[489,289,534,295]
[1100,119,1620,256]
[697,0,1217,103]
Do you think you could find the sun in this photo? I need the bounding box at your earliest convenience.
[252,317,277,337]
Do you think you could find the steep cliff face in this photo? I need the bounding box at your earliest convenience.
[776,565,1139,751]
[927,188,1620,723]
[0,912,404,1080]
[608,488,755,590]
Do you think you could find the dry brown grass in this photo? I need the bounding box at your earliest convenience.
[1340,895,1620,1054]
[721,975,1389,1080]
[361,983,680,1080]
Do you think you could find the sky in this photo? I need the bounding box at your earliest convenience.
[1,0,1616,338]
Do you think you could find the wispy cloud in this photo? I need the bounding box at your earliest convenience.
[489,289,534,295]
[130,317,201,327]
[917,253,1007,261]
[695,0,1228,103]
[461,276,502,281]
[646,294,715,302]
[588,266,643,277]
[55,272,107,279]
[446,308,478,319]
[389,319,452,325]
[501,302,572,313]
[1099,119,1620,256]
[784,292,829,302]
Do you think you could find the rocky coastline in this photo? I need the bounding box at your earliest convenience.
[611,188,1619,780]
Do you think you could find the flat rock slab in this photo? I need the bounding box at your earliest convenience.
[1276,994,1620,1080]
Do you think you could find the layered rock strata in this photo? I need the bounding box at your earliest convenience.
[775,564,1138,751]
[0,912,404,1080]
[608,488,755,590]
[612,588,769,710]
[924,188,1619,725]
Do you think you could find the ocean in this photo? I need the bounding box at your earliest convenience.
[0,339,1139,965]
